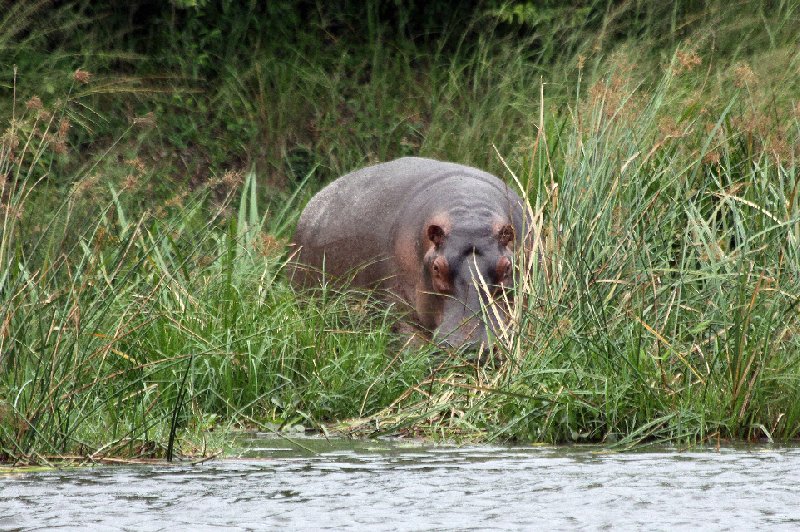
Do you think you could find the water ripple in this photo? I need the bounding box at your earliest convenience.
[2,441,800,530]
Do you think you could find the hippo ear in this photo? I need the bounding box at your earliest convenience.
[498,224,515,246]
[427,224,445,247]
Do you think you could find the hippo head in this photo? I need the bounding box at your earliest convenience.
[422,218,516,351]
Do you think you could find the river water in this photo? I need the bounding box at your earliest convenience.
[2,436,799,530]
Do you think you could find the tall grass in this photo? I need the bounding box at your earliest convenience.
[350,55,800,446]
[0,104,427,462]
[2,1,800,462]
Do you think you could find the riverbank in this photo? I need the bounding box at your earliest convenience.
[2,1,800,463]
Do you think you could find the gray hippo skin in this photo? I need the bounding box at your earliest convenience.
[289,157,527,349]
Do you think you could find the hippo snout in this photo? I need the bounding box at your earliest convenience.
[433,297,492,352]
[434,325,488,352]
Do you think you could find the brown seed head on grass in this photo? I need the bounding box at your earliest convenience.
[164,190,189,208]
[577,54,586,70]
[587,73,639,122]
[731,109,771,137]
[1,128,20,151]
[51,140,68,155]
[57,118,70,139]
[221,170,243,188]
[255,234,284,258]
[703,150,721,166]
[93,225,110,247]
[25,96,43,111]
[207,170,244,195]
[73,69,91,84]
[675,50,701,73]
[132,112,156,128]
[126,157,146,174]
[554,318,572,340]
[122,174,140,191]
[658,116,685,139]
[733,63,756,88]
[767,134,792,163]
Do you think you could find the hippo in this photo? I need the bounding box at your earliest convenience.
[289,157,528,350]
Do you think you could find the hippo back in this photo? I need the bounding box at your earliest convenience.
[289,157,525,289]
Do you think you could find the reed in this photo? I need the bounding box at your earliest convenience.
[351,54,800,446]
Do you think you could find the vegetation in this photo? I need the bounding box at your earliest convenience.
[1,0,799,463]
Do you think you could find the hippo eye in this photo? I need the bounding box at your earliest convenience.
[430,257,451,292]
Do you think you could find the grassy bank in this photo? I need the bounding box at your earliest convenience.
[2,1,800,463]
